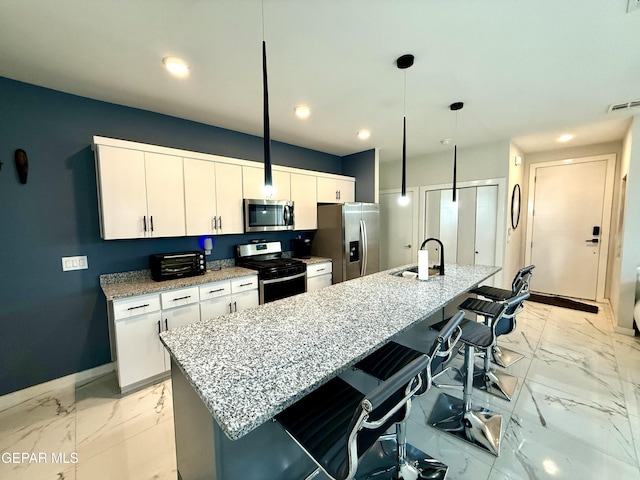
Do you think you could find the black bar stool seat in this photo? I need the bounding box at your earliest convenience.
[469,285,515,301]
[277,354,431,480]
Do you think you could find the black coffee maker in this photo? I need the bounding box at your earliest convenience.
[292,238,312,259]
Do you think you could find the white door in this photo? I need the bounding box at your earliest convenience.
[184,158,217,235]
[423,185,498,269]
[144,152,186,237]
[115,312,165,389]
[96,145,147,239]
[529,160,608,300]
[215,162,244,234]
[379,190,416,270]
[291,173,318,230]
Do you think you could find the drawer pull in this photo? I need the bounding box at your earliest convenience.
[172,295,191,301]
[209,288,225,293]
[239,282,253,287]
[316,268,325,272]
[127,304,150,311]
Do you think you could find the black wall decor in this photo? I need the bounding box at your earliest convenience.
[15,148,28,183]
[511,183,521,229]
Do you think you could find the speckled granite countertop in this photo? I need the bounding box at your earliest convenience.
[293,256,332,264]
[101,267,258,301]
[159,263,500,441]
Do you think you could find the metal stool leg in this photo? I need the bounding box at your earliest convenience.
[428,344,503,456]
[473,334,519,401]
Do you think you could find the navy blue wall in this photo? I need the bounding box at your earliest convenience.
[343,149,376,203]
[0,76,343,395]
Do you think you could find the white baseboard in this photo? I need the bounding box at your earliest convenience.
[0,362,115,411]
[614,326,636,337]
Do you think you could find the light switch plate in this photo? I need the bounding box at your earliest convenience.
[62,255,88,271]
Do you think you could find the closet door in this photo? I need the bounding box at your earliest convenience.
[475,185,498,266]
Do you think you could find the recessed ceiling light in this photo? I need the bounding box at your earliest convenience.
[162,57,189,77]
[557,133,574,142]
[357,130,371,140]
[294,105,311,119]
[440,139,451,145]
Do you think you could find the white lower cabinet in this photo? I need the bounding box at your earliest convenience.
[199,275,259,321]
[306,261,333,292]
[114,310,165,390]
[111,274,259,393]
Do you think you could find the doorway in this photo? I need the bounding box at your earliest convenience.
[379,188,419,270]
[525,154,616,301]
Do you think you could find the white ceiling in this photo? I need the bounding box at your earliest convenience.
[0,1,638,163]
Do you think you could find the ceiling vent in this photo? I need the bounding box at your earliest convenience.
[607,99,640,113]
[628,0,640,13]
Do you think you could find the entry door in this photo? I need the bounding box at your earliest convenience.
[379,191,415,269]
[529,160,607,300]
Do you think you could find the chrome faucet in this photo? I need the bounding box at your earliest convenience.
[420,238,445,275]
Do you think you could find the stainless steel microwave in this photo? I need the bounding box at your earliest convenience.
[244,199,294,232]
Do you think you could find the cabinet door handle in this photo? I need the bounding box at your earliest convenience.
[150,215,154,232]
[127,303,150,311]
[213,216,217,231]
[338,190,341,200]
[218,216,222,230]
[239,282,253,287]
[336,190,339,200]
[172,295,191,301]
[165,318,168,330]
[233,301,237,312]
[209,288,225,293]
[229,303,233,313]
[143,216,147,232]
[157,320,161,334]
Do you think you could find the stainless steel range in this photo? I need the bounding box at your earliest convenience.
[236,241,306,304]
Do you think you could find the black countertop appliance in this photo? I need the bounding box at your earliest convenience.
[292,238,312,259]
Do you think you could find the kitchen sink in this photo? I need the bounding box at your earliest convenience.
[392,266,441,278]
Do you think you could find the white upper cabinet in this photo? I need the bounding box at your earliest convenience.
[184,159,243,235]
[214,162,244,234]
[144,152,186,238]
[93,136,356,238]
[242,166,291,200]
[290,173,317,230]
[95,145,185,239]
[317,176,355,203]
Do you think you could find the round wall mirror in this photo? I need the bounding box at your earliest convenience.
[511,184,521,229]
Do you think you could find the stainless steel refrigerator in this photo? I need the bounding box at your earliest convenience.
[312,203,380,284]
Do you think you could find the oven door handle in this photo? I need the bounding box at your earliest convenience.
[261,272,307,285]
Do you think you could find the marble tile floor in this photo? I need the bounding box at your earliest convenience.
[1,300,639,479]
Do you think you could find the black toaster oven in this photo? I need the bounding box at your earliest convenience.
[149,251,206,281]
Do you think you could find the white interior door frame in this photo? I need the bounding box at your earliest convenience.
[418,178,506,286]
[380,187,420,266]
[525,154,616,302]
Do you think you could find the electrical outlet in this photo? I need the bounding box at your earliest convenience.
[629,0,640,13]
[62,256,88,271]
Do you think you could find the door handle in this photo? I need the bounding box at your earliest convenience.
[218,216,222,230]
[143,215,147,233]
[165,318,168,330]
[213,216,218,231]
[403,244,412,248]
[150,215,154,232]
[585,239,599,243]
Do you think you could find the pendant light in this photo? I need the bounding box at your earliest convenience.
[261,1,274,198]
[450,101,464,203]
[397,54,414,206]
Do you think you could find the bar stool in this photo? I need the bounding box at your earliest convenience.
[428,292,530,456]
[276,355,429,480]
[458,292,530,401]
[468,265,535,368]
[353,312,465,479]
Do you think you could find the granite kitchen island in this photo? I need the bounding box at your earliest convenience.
[160,263,500,479]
